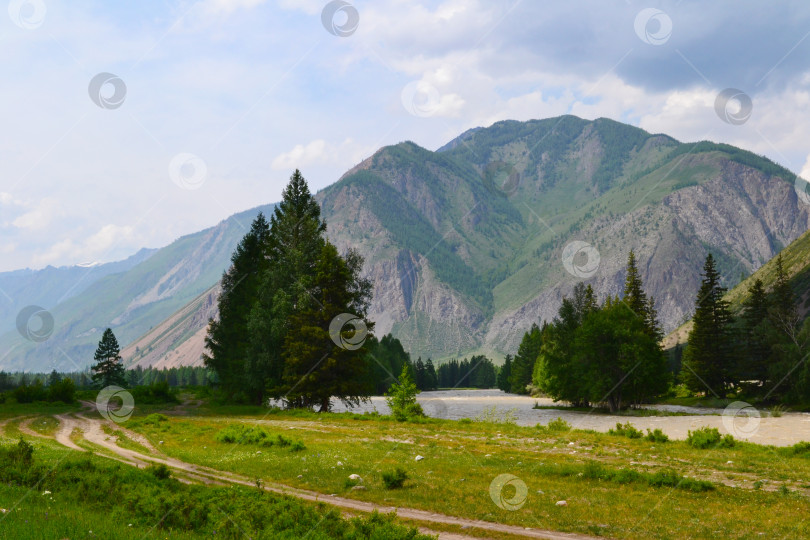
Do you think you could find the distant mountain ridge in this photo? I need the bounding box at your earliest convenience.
[2,115,809,371]
[0,248,156,336]
[0,205,274,372]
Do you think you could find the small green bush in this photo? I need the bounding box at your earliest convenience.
[546,417,571,431]
[385,366,424,421]
[381,467,408,489]
[609,422,643,439]
[146,463,171,480]
[215,424,305,451]
[645,428,669,443]
[687,427,734,449]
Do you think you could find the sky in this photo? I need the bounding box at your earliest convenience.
[2,0,810,271]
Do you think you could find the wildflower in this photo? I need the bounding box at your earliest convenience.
[42,491,51,496]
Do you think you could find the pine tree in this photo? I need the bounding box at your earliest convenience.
[738,278,770,390]
[497,355,512,392]
[425,359,438,390]
[91,328,126,389]
[247,170,327,404]
[623,249,648,316]
[281,242,374,411]
[511,324,542,394]
[414,357,426,390]
[681,254,735,395]
[769,254,800,344]
[203,212,270,400]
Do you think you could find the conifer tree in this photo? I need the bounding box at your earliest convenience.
[681,254,735,394]
[91,328,126,388]
[203,212,270,399]
[247,170,327,404]
[497,355,512,392]
[511,324,542,394]
[738,278,770,389]
[279,242,373,411]
[769,254,800,343]
[623,249,648,316]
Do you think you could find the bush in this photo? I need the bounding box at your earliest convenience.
[645,428,669,443]
[609,422,643,439]
[581,460,713,492]
[385,366,424,421]
[687,427,735,449]
[48,377,76,403]
[546,417,571,431]
[130,381,178,404]
[13,382,48,403]
[146,463,172,480]
[215,424,305,451]
[381,467,408,489]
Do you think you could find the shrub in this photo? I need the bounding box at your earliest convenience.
[146,463,172,480]
[381,467,408,489]
[215,424,305,451]
[13,382,48,403]
[48,377,76,403]
[609,422,643,439]
[546,417,571,431]
[385,366,424,421]
[645,428,669,443]
[130,381,178,404]
[687,427,734,449]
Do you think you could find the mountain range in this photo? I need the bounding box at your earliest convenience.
[2,115,809,372]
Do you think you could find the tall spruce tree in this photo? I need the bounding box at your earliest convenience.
[681,254,735,394]
[91,328,126,388]
[511,323,542,394]
[247,170,327,404]
[738,278,771,390]
[769,254,800,343]
[623,250,648,316]
[497,355,512,392]
[282,242,373,411]
[203,213,270,399]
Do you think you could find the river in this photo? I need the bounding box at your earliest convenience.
[329,389,810,447]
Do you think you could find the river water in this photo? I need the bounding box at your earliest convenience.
[329,389,810,447]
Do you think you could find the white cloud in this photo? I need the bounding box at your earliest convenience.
[11,198,60,231]
[31,224,137,268]
[272,138,375,172]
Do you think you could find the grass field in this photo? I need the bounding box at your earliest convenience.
[0,415,435,539]
[4,398,810,539]
[118,403,810,539]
